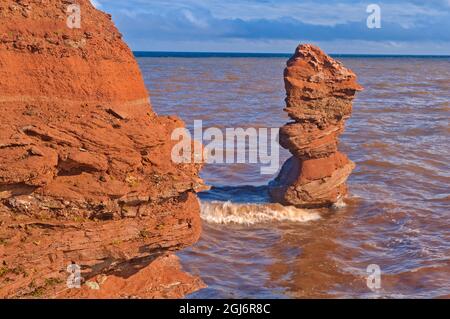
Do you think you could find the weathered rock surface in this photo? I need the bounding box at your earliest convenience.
[61,254,206,299]
[270,44,362,208]
[0,0,205,298]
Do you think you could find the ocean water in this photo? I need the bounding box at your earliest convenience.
[137,55,450,299]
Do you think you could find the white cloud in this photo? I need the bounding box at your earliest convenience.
[91,0,450,54]
[182,9,209,28]
[94,0,447,28]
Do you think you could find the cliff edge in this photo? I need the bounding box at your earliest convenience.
[0,0,205,298]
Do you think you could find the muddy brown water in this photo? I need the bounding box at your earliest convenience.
[138,56,450,298]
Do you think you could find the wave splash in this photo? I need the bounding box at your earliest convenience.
[200,201,321,225]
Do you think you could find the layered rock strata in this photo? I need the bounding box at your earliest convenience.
[0,0,205,298]
[270,44,362,208]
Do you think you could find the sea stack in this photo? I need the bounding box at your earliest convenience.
[0,0,205,298]
[269,44,362,208]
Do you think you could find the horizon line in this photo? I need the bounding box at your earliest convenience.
[132,51,450,58]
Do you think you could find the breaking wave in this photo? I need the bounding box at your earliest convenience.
[200,201,321,225]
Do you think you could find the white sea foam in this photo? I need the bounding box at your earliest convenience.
[332,197,347,209]
[200,201,321,225]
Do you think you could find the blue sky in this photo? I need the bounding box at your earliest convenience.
[91,0,450,54]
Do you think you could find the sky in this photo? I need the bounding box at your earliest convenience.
[91,0,450,54]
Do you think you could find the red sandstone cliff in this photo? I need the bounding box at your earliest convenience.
[270,44,362,208]
[0,0,205,298]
